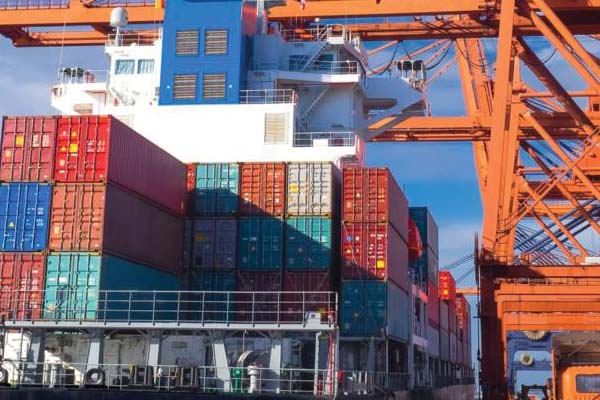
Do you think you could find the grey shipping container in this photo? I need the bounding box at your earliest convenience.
[440,300,449,331]
[287,162,336,216]
[192,218,237,270]
[440,327,450,361]
[428,324,441,358]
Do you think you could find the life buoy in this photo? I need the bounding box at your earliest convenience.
[84,368,105,386]
[0,367,8,385]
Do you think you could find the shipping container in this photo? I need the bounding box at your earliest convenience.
[239,163,285,216]
[54,115,186,215]
[0,183,51,251]
[449,300,457,333]
[1,116,57,182]
[439,271,457,302]
[287,162,335,216]
[428,324,441,358]
[341,222,409,291]
[49,183,184,274]
[195,163,239,215]
[183,219,193,273]
[185,163,197,215]
[450,331,458,363]
[456,294,470,331]
[342,168,408,240]
[44,253,181,320]
[286,217,332,271]
[236,271,281,322]
[238,217,283,271]
[187,271,236,322]
[191,218,236,270]
[428,279,440,328]
[340,280,409,340]
[409,208,439,284]
[282,271,334,322]
[440,300,449,331]
[440,327,450,361]
[0,253,46,320]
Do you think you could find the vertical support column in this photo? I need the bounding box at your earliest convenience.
[146,331,162,382]
[407,283,415,389]
[267,332,282,392]
[211,333,231,392]
[86,330,105,370]
[24,329,45,384]
[313,332,321,396]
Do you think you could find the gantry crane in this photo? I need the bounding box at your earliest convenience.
[1,1,600,398]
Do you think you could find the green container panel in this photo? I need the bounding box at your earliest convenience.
[238,217,283,271]
[285,217,332,271]
[44,253,181,321]
[340,281,409,340]
[195,163,239,215]
[187,271,236,322]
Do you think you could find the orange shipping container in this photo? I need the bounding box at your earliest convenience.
[239,163,286,216]
[0,253,46,321]
[439,271,457,302]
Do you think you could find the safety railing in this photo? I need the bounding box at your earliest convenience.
[0,0,67,9]
[293,131,356,148]
[106,31,161,46]
[56,68,108,85]
[280,25,334,42]
[0,290,337,328]
[290,60,360,75]
[239,89,296,104]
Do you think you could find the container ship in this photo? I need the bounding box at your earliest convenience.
[0,2,474,398]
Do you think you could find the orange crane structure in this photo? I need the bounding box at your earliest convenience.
[1,0,600,398]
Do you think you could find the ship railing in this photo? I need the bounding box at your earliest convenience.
[240,89,296,104]
[106,31,161,46]
[280,24,334,42]
[1,361,339,395]
[56,68,108,85]
[0,0,68,10]
[290,60,360,75]
[0,289,338,328]
[293,131,356,147]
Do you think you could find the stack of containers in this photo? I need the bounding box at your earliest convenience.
[409,207,439,289]
[237,162,286,322]
[0,116,56,321]
[187,163,239,320]
[340,167,410,340]
[45,115,186,319]
[456,294,472,368]
[282,162,338,321]
[439,271,457,365]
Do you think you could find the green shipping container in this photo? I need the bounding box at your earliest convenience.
[340,281,409,340]
[44,253,181,321]
[195,163,239,215]
[285,217,332,271]
[187,271,235,322]
[238,217,283,271]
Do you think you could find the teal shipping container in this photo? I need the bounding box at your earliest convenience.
[340,281,409,340]
[238,217,283,271]
[409,207,439,284]
[187,271,235,322]
[0,183,51,252]
[195,163,239,215]
[285,217,332,271]
[44,253,181,321]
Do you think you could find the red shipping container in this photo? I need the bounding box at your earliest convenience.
[239,163,286,216]
[342,168,408,240]
[456,293,470,331]
[185,163,197,215]
[0,253,46,320]
[54,115,186,215]
[439,271,456,302]
[282,272,334,322]
[341,222,409,291]
[427,279,440,328]
[236,272,281,322]
[49,183,183,274]
[1,116,57,182]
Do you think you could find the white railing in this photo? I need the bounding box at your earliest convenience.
[57,68,108,85]
[1,361,411,396]
[0,0,67,9]
[240,89,296,104]
[290,60,360,75]
[293,131,356,148]
[0,289,337,327]
[106,31,161,47]
[280,24,352,43]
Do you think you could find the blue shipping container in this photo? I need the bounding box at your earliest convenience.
[409,207,439,284]
[195,163,239,215]
[188,271,236,322]
[238,217,283,271]
[0,183,51,251]
[341,281,409,340]
[285,217,332,271]
[44,253,181,321]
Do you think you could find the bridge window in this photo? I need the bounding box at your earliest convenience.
[576,374,600,393]
[202,73,226,99]
[176,30,199,56]
[173,74,197,100]
[138,59,155,74]
[205,29,228,55]
[115,59,135,75]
